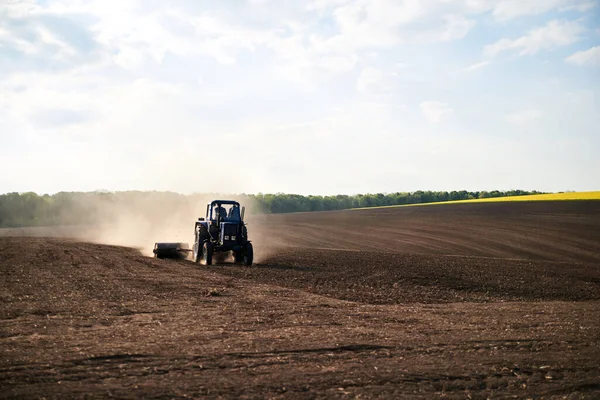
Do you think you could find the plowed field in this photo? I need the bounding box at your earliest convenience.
[1,201,599,398]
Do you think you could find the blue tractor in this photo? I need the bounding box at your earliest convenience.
[153,200,253,266]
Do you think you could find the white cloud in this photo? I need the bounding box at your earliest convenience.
[320,2,477,52]
[562,1,598,12]
[492,0,596,20]
[436,14,476,41]
[420,101,453,123]
[307,0,595,22]
[357,67,384,94]
[465,60,490,71]
[484,20,584,57]
[272,0,487,78]
[0,5,107,75]
[306,0,350,12]
[356,67,397,94]
[566,46,600,67]
[505,109,543,126]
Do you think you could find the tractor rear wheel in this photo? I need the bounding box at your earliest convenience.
[202,241,213,266]
[243,243,253,266]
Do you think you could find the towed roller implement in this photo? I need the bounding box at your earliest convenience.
[153,242,190,259]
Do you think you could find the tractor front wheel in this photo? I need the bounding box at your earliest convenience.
[202,241,213,266]
[193,242,201,263]
[234,250,243,264]
[243,243,253,266]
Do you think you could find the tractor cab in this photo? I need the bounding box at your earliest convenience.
[204,201,244,241]
[206,201,244,223]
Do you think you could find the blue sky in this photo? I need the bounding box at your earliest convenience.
[1,0,599,195]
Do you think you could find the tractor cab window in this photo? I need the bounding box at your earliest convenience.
[212,203,241,222]
[211,204,227,221]
[227,204,241,221]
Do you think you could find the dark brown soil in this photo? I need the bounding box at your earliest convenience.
[1,201,600,398]
[210,248,600,305]
[249,201,600,263]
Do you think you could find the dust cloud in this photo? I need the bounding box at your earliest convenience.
[47,193,267,258]
[0,191,280,262]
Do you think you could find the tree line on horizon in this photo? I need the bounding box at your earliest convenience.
[0,189,543,228]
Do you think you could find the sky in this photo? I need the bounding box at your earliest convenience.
[1,0,599,195]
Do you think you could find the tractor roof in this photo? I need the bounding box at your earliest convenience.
[210,200,240,206]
